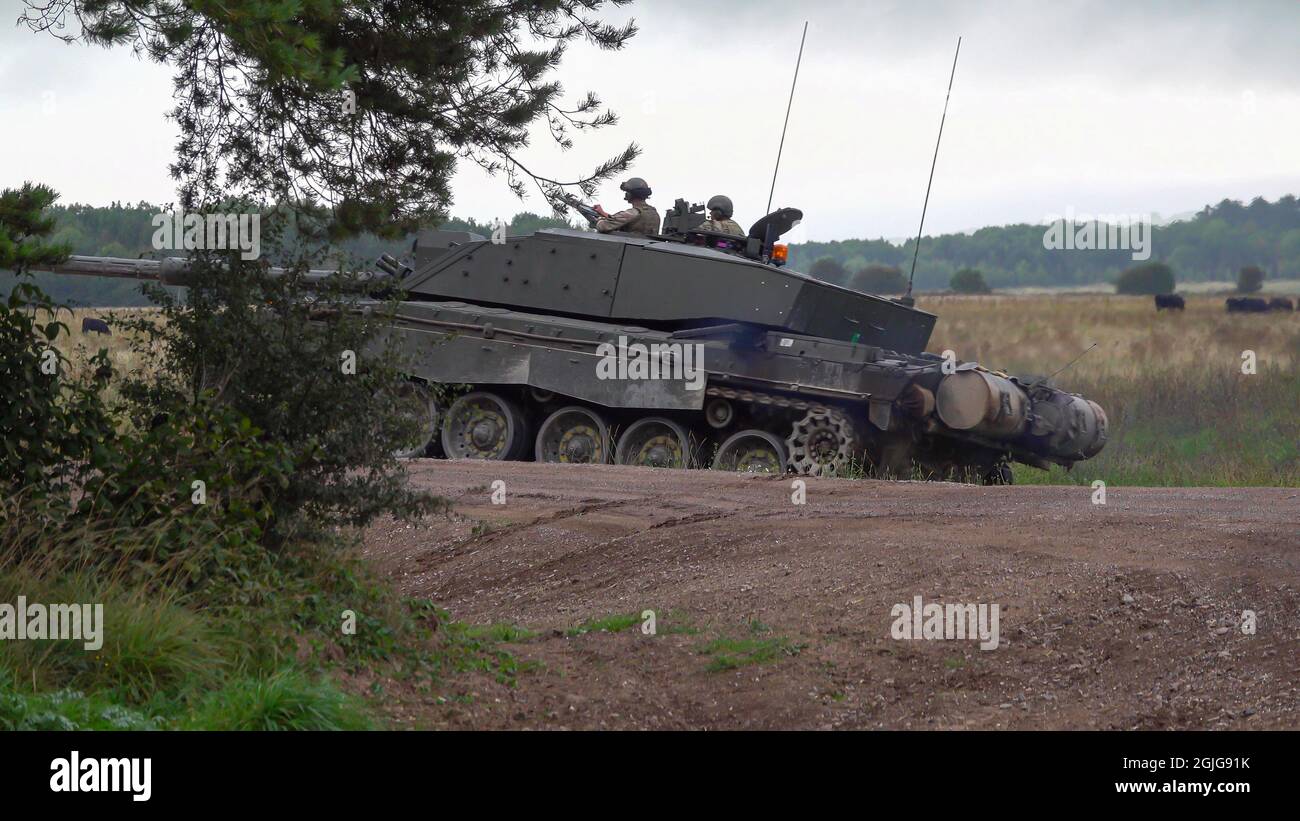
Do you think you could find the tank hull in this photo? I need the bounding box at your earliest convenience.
[378,297,1107,479]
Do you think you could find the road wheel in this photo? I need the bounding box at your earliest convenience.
[614,417,691,468]
[535,406,611,464]
[390,380,440,459]
[712,429,788,474]
[441,391,531,460]
[983,463,1014,485]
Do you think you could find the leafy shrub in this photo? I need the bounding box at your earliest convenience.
[77,398,295,585]
[1115,261,1176,295]
[0,184,118,500]
[0,675,161,731]
[5,187,439,545]
[850,264,908,294]
[117,236,440,539]
[950,267,992,294]
[0,185,457,731]
[809,256,847,284]
[1237,265,1265,293]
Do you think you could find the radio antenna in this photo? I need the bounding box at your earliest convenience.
[766,21,809,215]
[904,36,962,305]
[1030,342,1098,390]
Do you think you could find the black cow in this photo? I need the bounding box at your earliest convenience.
[81,316,111,335]
[1268,297,1294,312]
[1154,293,1184,311]
[1225,297,1269,313]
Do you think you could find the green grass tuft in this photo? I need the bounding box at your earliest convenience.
[565,612,644,637]
[184,669,371,730]
[695,628,804,673]
[0,564,229,706]
[460,623,537,643]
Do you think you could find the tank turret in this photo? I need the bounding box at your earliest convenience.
[404,226,935,355]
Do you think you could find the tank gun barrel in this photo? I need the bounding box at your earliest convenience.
[41,255,395,291]
[45,255,177,281]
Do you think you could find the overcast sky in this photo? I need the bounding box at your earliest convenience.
[2,0,1297,242]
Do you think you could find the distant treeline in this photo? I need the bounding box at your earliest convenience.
[790,195,1300,291]
[6,195,1299,305]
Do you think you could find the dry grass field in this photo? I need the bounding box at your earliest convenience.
[922,292,1299,374]
[45,308,162,413]
[53,297,1300,487]
[49,306,155,375]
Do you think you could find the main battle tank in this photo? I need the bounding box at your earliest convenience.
[47,199,1107,482]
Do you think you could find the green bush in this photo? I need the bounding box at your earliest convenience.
[0,184,117,500]
[850,264,908,294]
[809,256,847,284]
[0,185,471,731]
[1114,261,1176,295]
[950,267,992,294]
[0,675,161,731]
[117,236,441,539]
[1237,265,1265,293]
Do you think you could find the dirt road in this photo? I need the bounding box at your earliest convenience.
[362,460,1300,729]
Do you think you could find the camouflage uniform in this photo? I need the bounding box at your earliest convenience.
[697,217,745,236]
[596,203,661,236]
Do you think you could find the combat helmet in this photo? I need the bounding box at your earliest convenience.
[707,195,734,218]
[620,177,652,199]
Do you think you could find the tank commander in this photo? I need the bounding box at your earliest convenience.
[594,177,661,236]
[696,195,745,236]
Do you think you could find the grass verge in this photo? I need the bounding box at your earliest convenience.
[0,504,522,730]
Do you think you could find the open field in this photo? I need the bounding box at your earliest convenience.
[921,292,1299,373]
[362,460,1300,730]
[920,294,1300,486]
[44,306,157,376]
[994,279,1300,296]
[51,295,1300,486]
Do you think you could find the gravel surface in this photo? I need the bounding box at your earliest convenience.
[362,460,1300,729]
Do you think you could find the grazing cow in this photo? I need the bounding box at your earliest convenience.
[1154,293,1184,311]
[1225,297,1269,313]
[80,316,111,335]
[1267,297,1294,312]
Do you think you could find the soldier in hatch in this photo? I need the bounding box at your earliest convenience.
[696,195,745,236]
[594,177,661,236]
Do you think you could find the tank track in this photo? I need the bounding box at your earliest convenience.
[415,381,1014,482]
[703,385,832,415]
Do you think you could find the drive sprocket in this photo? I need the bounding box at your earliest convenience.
[786,408,858,477]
